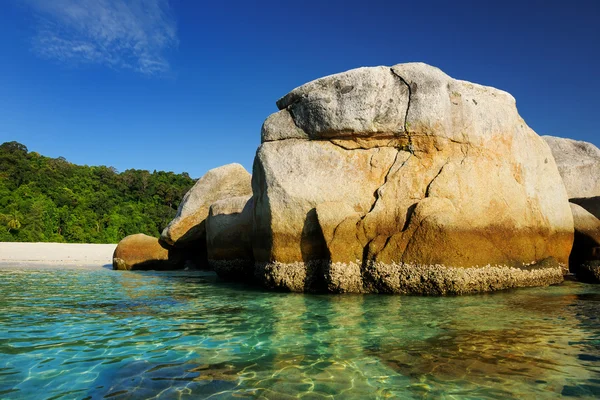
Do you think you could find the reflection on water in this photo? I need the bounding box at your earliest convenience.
[0,269,600,399]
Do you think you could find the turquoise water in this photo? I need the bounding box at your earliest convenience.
[1,268,599,399]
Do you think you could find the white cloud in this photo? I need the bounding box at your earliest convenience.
[24,0,177,75]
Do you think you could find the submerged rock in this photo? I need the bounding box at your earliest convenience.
[252,62,573,293]
[545,136,600,282]
[367,325,578,396]
[206,195,254,279]
[113,233,174,271]
[160,163,252,267]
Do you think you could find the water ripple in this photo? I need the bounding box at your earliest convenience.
[0,269,600,399]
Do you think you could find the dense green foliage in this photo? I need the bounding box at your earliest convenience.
[0,141,195,243]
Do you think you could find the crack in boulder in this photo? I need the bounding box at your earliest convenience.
[425,159,450,197]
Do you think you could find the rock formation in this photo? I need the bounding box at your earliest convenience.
[544,136,600,282]
[160,163,252,267]
[252,63,574,294]
[206,195,254,279]
[569,203,600,281]
[113,233,173,271]
[543,136,600,199]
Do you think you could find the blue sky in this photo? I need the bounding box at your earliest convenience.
[0,0,598,178]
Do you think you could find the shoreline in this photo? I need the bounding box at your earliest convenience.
[0,242,116,269]
[0,261,112,270]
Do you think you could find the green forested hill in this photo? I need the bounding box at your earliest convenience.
[0,141,195,243]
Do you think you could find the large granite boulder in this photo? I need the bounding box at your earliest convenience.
[543,136,600,199]
[206,195,254,279]
[160,164,252,267]
[252,62,574,294]
[113,233,174,270]
[544,136,600,281]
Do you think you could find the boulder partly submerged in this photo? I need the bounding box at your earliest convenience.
[113,233,174,271]
[569,202,600,282]
[160,163,252,267]
[544,136,600,282]
[206,195,254,279]
[252,62,573,294]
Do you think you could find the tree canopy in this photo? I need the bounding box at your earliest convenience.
[0,141,195,243]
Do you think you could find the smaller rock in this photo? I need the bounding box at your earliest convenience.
[161,163,252,248]
[206,196,254,279]
[113,234,176,271]
[159,164,252,270]
[543,136,600,199]
[570,202,600,282]
[571,197,600,219]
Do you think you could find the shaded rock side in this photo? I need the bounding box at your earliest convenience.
[252,62,574,294]
[543,136,600,281]
[160,164,252,263]
[113,233,176,271]
[543,136,600,199]
[206,195,254,279]
[569,202,600,282]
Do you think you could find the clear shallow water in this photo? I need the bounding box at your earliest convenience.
[1,269,599,399]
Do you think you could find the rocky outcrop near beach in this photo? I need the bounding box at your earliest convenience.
[252,62,573,294]
[206,195,254,279]
[160,163,252,268]
[543,136,600,199]
[110,63,583,295]
[544,136,600,281]
[113,233,173,270]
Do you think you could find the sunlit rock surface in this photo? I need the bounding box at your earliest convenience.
[252,62,574,293]
[543,136,600,199]
[113,233,174,270]
[160,163,252,268]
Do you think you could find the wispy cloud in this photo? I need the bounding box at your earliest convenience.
[24,0,177,75]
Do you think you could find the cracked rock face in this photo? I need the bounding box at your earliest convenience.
[160,163,252,268]
[206,195,254,279]
[276,67,409,138]
[252,62,574,294]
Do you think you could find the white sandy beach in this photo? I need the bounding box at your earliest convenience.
[0,242,116,269]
